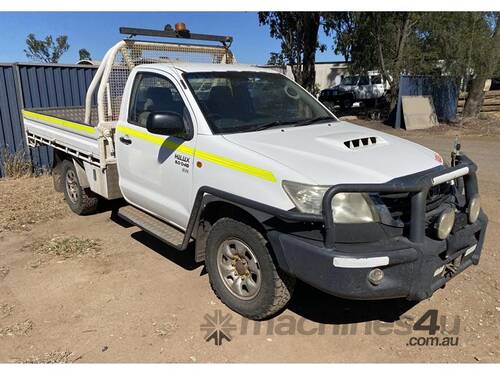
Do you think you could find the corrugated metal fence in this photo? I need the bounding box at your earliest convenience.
[395,75,459,129]
[0,62,97,177]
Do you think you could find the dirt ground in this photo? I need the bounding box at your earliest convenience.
[0,122,499,363]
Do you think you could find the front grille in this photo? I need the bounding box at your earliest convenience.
[378,182,453,224]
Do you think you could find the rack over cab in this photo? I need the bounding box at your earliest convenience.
[22,25,488,320]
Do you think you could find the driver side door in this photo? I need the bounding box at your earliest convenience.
[116,70,196,229]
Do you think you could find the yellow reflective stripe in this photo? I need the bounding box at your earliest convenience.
[22,110,95,135]
[116,125,195,156]
[116,125,276,183]
[194,148,276,182]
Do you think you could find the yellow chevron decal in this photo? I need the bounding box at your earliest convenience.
[116,125,276,183]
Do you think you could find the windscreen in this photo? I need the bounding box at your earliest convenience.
[184,71,334,134]
[341,75,359,85]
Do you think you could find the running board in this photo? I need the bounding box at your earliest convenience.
[117,205,188,250]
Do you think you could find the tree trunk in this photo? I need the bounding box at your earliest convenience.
[389,13,411,113]
[462,74,488,117]
[463,12,500,118]
[300,13,321,93]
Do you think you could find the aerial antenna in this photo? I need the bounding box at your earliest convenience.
[451,135,461,167]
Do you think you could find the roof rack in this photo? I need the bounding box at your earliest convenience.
[119,24,233,47]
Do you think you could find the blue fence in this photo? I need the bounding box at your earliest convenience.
[0,62,97,177]
[395,75,459,129]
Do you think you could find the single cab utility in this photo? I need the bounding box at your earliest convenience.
[22,26,488,319]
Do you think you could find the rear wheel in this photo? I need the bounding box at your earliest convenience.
[62,160,99,215]
[205,218,295,320]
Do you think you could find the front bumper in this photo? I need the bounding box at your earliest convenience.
[268,212,487,300]
[266,153,489,301]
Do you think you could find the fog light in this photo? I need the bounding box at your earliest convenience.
[436,207,455,240]
[368,268,384,285]
[468,195,480,223]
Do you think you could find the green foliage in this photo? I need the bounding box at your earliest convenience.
[78,48,92,61]
[259,12,324,92]
[267,52,286,68]
[324,12,498,81]
[24,34,70,63]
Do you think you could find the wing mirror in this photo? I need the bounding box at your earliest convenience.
[146,112,193,140]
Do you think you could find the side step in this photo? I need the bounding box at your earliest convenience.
[117,205,188,250]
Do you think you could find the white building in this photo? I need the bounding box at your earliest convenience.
[263,61,349,91]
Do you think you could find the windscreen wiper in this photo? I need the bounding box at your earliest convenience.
[251,120,298,132]
[293,116,335,127]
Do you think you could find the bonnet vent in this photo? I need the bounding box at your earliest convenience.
[344,137,377,149]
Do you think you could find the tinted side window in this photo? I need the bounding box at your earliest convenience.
[129,73,188,128]
[358,75,369,86]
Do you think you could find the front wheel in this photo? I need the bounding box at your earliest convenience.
[205,218,295,320]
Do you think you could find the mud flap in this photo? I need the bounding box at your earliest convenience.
[52,152,64,192]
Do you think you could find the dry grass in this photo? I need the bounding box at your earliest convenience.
[0,148,32,179]
[0,319,33,337]
[0,174,69,233]
[0,303,14,318]
[459,113,500,137]
[18,351,78,364]
[0,265,9,280]
[153,318,179,338]
[31,236,101,258]
[25,236,102,268]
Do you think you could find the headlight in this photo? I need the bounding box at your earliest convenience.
[331,192,380,223]
[282,180,379,223]
[282,180,328,215]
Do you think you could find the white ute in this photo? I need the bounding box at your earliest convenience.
[22,25,487,319]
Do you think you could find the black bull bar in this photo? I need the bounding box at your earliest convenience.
[321,153,478,247]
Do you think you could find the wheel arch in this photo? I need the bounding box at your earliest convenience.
[193,196,273,263]
[52,150,91,192]
[55,152,90,190]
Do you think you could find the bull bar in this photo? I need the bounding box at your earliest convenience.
[321,153,478,247]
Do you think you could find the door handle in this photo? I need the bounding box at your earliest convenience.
[119,135,132,145]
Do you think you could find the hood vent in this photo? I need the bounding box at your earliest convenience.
[344,137,377,150]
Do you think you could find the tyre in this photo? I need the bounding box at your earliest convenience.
[205,218,295,320]
[61,160,99,215]
[341,96,353,110]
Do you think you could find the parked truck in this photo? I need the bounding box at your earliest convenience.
[22,25,488,320]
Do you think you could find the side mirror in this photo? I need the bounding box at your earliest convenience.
[146,112,192,139]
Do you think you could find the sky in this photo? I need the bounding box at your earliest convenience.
[0,12,342,65]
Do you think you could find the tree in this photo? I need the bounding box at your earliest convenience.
[259,12,324,93]
[324,12,500,119]
[24,34,70,63]
[78,48,92,61]
[463,12,500,117]
[323,12,417,112]
[267,52,286,69]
